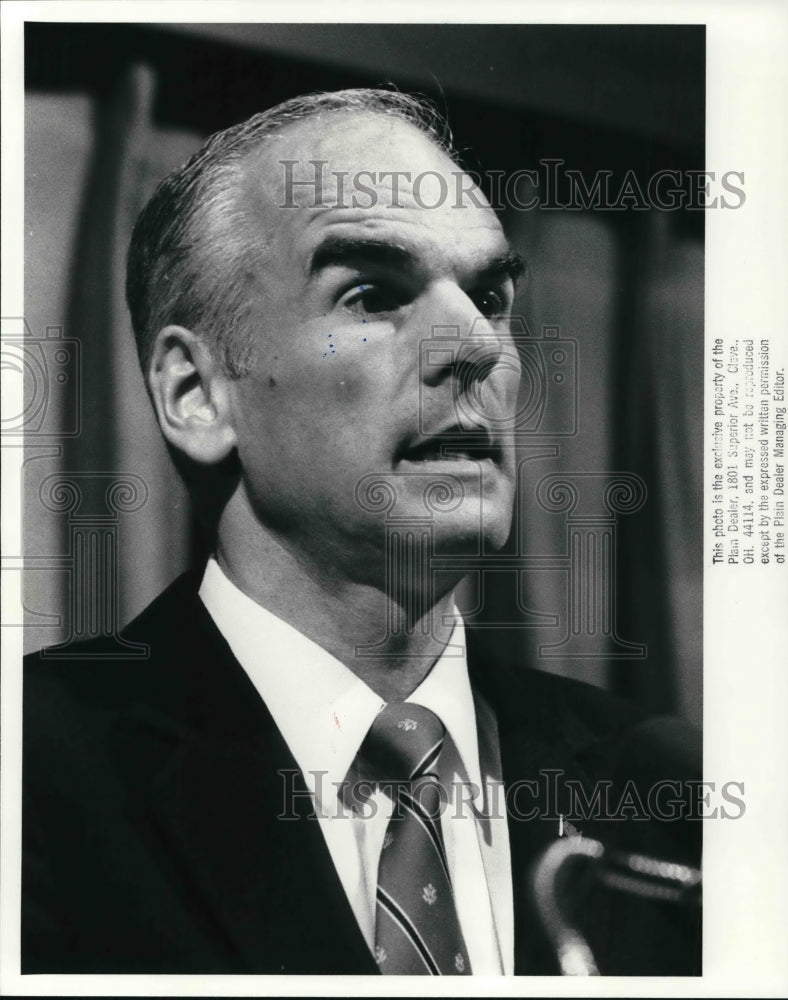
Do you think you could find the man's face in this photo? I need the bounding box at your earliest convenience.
[227,114,522,583]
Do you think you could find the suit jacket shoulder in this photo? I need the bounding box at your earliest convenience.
[23,573,377,974]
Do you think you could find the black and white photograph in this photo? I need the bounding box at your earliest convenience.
[1,2,786,994]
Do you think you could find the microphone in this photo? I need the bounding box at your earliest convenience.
[530,714,703,975]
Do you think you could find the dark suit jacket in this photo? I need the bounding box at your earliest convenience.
[22,572,701,975]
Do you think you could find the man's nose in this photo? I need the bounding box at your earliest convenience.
[418,282,516,390]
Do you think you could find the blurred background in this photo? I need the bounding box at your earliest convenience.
[22,22,704,725]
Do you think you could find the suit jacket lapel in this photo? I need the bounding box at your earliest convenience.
[494,711,599,974]
[145,718,377,973]
[111,577,377,974]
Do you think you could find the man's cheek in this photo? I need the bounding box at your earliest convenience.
[317,351,396,407]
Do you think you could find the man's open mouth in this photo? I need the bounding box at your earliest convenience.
[395,425,503,466]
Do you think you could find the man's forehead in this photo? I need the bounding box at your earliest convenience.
[237,112,503,261]
[246,112,455,189]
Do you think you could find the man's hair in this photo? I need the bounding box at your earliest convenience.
[125,88,456,379]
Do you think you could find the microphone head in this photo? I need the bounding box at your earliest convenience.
[605,714,703,866]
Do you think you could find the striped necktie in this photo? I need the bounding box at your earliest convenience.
[356,702,472,975]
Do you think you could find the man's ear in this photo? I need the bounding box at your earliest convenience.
[147,325,238,465]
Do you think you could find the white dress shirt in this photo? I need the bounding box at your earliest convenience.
[199,557,514,974]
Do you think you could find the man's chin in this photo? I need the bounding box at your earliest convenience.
[416,476,515,556]
[351,462,514,563]
[429,505,514,556]
[380,458,512,509]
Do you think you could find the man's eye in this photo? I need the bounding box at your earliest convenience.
[343,284,402,317]
[471,289,507,319]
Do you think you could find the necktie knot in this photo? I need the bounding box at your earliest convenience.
[358,702,446,784]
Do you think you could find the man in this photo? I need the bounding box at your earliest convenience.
[23,89,701,976]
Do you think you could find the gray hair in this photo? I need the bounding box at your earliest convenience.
[125,88,456,378]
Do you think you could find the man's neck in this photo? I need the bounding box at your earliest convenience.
[215,523,459,703]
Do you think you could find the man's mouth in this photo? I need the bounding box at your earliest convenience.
[395,425,504,467]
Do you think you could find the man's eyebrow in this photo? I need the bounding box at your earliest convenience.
[308,237,416,276]
[308,235,526,284]
[480,249,526,284]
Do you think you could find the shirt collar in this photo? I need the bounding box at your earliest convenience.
[405,611,483,791]
[198,557,483,800]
